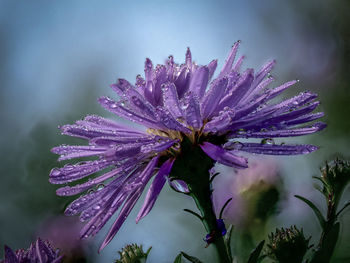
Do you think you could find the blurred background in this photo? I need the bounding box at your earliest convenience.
[0,0,349,262]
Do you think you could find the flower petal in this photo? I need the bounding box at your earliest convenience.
[201,77,228,119]
[162,82,183,118]
[136,158,175,222]
[49,159,112,184]
[224,142,318,155]
[184,93,203,129]
[200,142,248,168]
[98,156,159,251]
[189,66,209,97]
[230,122,326,138]
[4,245,19,263]
[218,41,240,78]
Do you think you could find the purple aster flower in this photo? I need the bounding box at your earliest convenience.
[50,41,325,251]
[1,238,63,263]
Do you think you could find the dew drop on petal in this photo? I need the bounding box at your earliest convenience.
[261,138,275,145]
[229,141,244,150]
[97,184,105,191]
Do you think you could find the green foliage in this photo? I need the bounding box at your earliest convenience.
[247,240,265,263]
[294,195,326,228]
[115,244,151,263]
[266,226,311,263]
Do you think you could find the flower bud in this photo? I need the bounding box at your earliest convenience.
[115,244,151,263]
[266,226,311,263]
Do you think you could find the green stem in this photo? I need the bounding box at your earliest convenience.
[169,137,231,263]
[188,182,231,263]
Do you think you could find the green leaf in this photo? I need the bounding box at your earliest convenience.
[224,224,234,261]
[310,222,340,263]
[219,197,233,219]
[336,201,350,217]
[247,240,265,263]
[173,253,182,263]
[183,208,203,221]
[295,195,326,228]
[181,252,203,263]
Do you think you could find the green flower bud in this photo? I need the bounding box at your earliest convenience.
[115,244,151,263]
[319,158,350,199]
[266,226,311,263]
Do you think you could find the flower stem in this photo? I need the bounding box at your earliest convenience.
[170,137,231,263]
[188,181,231,263]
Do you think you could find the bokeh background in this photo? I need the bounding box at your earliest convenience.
[0,0,349,262]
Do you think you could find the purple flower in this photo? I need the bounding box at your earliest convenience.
[50,42,325,251]
[1,238,63,263]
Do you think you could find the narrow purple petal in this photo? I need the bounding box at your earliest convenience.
[82,114,144,132]
[49,159,111,184]
[89,135,154,146]
[4,245,19,263]
[99,188,143,252]
[60,122,145,140]
[36,239,54,263]
[204,107,235,134]
[207,59,218,80]
[224,141,318,155]
[111,79,158,119]
[184,93,203,129]
[155,107,191,133]
[153,65,167,105]
[144,58,155,104]
[52,145,106,161]
[216,68,254,111]
[200,142,248,168]
[186,47,192,67]
[256,101,320,129]
[57,164,134,197]
[201,77,228,119]
[239,76,274,105]
[104,143,142,160]
[254,60,276,84]
[232,55,245,72]
[267,80,298,100]
[136,158,175,222]
[284,112,324,126]
[162,82,183,118]
[99,156,159,251]
[231,122,326,138]
[98,96,160,129]
[233,93,269,120]
[218,41,240,78]
[189,66,209,97]
[141,139,177,154]
[174,66,191,97]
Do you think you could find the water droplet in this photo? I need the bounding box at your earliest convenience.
[169,179,190,194]
[50,169,60,176]
[237,128,245,135]
[97,184,105,191]
[261,138,275,145]
[229,141,243,150]
[110,103,118,108]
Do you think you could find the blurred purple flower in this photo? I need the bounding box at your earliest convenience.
[50,42,325,250]
[1,238,63,263]
[36,216,89,262]
[214,157,281,227]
